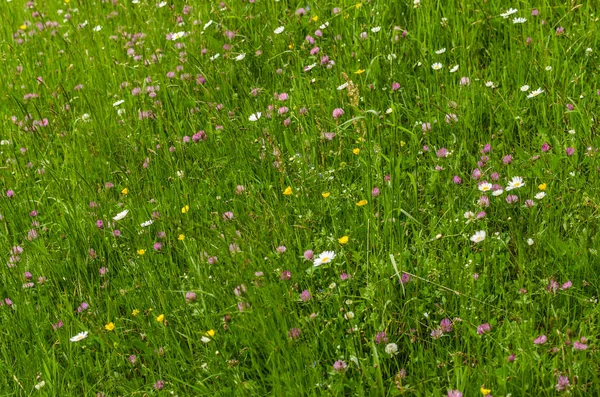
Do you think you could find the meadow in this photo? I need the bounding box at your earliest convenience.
[1,0,599,395]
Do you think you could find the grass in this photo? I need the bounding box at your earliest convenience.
[0,0,599,395]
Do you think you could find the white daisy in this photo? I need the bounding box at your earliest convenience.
[158,1,167,7]
[209,53,220,61]
[203,20,214,30]
[500,8,518,18]
[512,17,527,24]
[93,25,102,32]
[431,63,443,70]
[527,88,544,98]
[520,85,530,92]
[545,66,552,71]
[112,99,125,107]
[313,251,336,267]
[485,81,495,88]
[337,82,348,91]
[492,189,504,196]
[140,220,153,227]
[506,176,525,190]
[70,331,88,342]
[535,192,546,199]
[449,65,459,73]
[248,112,261,122]
[435,48,446,54]
[113,209,129,221]
[527,238,534,246]
[170,31,185,40]
[201,336,211,343]
[470,230,486,243]
[235,53,246,61]
[304,63,317,71]
[478,182,493,192]
[371,26,381,33]
[274,26,285,34]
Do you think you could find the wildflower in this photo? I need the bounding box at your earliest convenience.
[500,8,518,18]
[205,329,215,337]
[566,147,575,156]
[470,231,486,243]
[70,331,88,342]
[478,182,492,192]
[280,270,292,280]
[556,376,570,391]
[283,186,293,195]
[153,380,164,391]
[573,341,588,350]
[105,322,115,331]
[480,387,491,395]
[304,250,314,260]
[332,108,344,119]
[527,88,545,98]
[314,251,335,266]
[137,249,146,255]
[112,209,129,221]
[121,187,128,195]
[513,17,527,23]
[248,112,261,121]
[181,205,190,213]
[440,318,453,333]
[338,236,349,244]
[356,199,368,206]
[506,194,518,204]
[375,332,388,344]
[431,63,443,70]
[354,69,365,74]
[385,343,399,355]
[447,391,463,397]
[300,290,311,302]
[156,314,165,323]
[527,238,535,246]
[178,234,185,241]
[273,26,284,34]
[288,328,301,339]
[506,176,524,190]
[333,360,348,372]
[533,335,547,345]
[322,192,330,198]
[561,280,572,290]
[131,309,140,316]
[476,323,491,335]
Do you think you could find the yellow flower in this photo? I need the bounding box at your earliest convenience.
[338,236,349,244]
[19,24,27,30]
[311,16,319,22]
[131,309,140,316]
[352,148,360,155]
[480,387,491,395]
[156,314,165,323]
[121,187,128,195]
[356,200,368,207]
[355,69,365,74]
[178,234,185,241]
[400,141,406,147]
[538,183,547,190]
[283,186,293,196]
[105,322,115,331]
[288,43,294,49]
[65,0,70,3]
[181,205,190,214]
[205,329,216,337]
[137,249,146,255]
[355,3,362,8]
[322,192,330,198]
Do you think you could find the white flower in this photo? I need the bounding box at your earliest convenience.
[545,66,552,71]
[274,26,285,34]
[535,192,546,199]
[449,65,459,73]
[112,99,125,107]
[319,22,330,30]
[413,0,421,8]
[470,230,486,243]
[132,0,139,3]
[435,48,446,54]
[140,220,153,227]
[158,1,167,7]
[80,20,88,28]
[464,211,475,219]
[34,381,45,390]
[314,251,336,267]
[568,129,576,135]
[93,25,102,32]
[385,108,393,114]
[235,53,246,61]
[385,343,399,355]
[209,53,220,61]
[478,182,493,192]
[337,82,348,91]
[201,336,211,343]
[70,331,88,342]
[527,238,534,246]
[500,8,518,18]
[513,17,527,24]
[371,26,381,33]
[527,88,544,98]
[117,109,126,116]
[431,63,443,70]
[248,112,261,122]
[485,81,495,88]
[520,85,530,92]
[112,209,129,221]
[492,189,504,196]
[170,31,185,40]
[586,48,593,55]
[203,20,213,30]
[344,311,355,320]
[506,176,525,190]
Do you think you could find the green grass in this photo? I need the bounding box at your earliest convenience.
[0,0,599,395]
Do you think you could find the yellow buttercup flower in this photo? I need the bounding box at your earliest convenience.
[178,234,185,241]
[105,322,115,331]
[355,3,362,8]
[400,141,406,147]
[121,187,129,195]
[156,314,165,323]
[288,43,294,49]
[355,69,365,74]
[19,24,27,30]
[137,249,146,255]
[131,309,140,316]
[322,192,330,198]
[181,205,190,214]
[353,148,360,155]
[283,186,293,196]
[311,16,319,22]
[338,236,349,244]
[205,329,216,337]
[480,387,491,395]
[538,183,547,190]
[356,200,368,207]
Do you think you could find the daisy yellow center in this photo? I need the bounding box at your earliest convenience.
[321,257,329,262]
